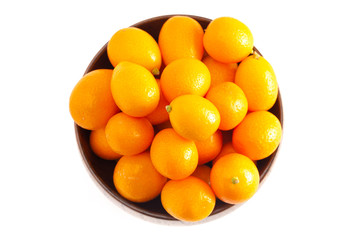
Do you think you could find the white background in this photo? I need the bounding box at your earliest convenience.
[1,0,363,239]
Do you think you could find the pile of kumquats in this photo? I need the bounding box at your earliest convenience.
[69,16,282,222]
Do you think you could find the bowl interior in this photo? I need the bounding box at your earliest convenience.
[75,14,283,221]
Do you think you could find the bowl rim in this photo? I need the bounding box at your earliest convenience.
[74,14,284,221]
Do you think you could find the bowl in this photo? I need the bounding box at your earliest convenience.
[75,14,283,221]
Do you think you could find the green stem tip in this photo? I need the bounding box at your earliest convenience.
[165,105,172,113]
[151,68,160,76]
[231,177,239,184]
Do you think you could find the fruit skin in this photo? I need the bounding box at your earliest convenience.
[191,165,211,185]
[146,79,169,125]
[210,153,259,204]
[158,16,204,65]
[203,17,254,63]
[150,128,198,180]
[113,152,167,203]
[195,130,223,165]
[105,112,154,156]
[89,127,122,160]
[107,27,161,72]
[233,111,282,161]
[202,55,237,88]
[168,95,221,141]
[161,176,215,222]
[235,54,278,111]
[206,82,248,131]
[160,58,211,103]
[212,142,237,165]
[69,69,119,130]
[111,61,160,117]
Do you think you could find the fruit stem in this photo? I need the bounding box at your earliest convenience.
[151,68,160,76]
[253,50,261,59]
[231,177,239,184]
[165,105,172,113]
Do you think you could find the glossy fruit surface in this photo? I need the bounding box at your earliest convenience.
[160,58,210,102]
[203,17,253,63]
[233,111,282,160]
[111,61,160,117]
[150,128,198,180]
[161,176,215,222]
[105,112,154,156]
[107,27,161,72]
[113,152,167,203]
[69,69,119,130]
[235,53,278,111]
[168,95,220,141]
[210,153,259,204]
[206,82,248,130]
[159,16,204,65]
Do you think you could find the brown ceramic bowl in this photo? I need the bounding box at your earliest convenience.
[75,14,283,221]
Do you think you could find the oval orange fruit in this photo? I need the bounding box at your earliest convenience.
[160,58,210,103]
[167,95,220,141]
[107,27,161,72]
[150,128,198,180]
[206,82,248,130]
[161,176,215,222]
[232,111,282,160]
[235,53,278,111]
[105,112,154,156]
[203,17,254,63]
[113,152,167,203]
[111,61,160,117]
[69,69,119,130]
[159,16,204,65]
[210,153,259,204]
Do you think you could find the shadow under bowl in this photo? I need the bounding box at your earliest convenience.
[75,14,284,221]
